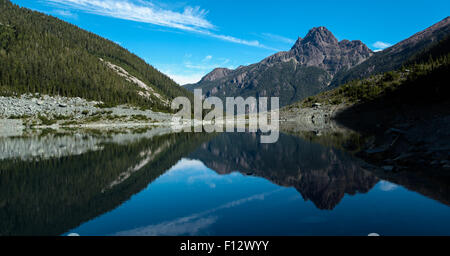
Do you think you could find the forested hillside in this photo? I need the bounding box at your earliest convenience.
[0,0,190,112]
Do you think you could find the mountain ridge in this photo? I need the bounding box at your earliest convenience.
[330,16,450,87]
[187,17,450,107]
[186,26,373,106]
[260,26,372,75]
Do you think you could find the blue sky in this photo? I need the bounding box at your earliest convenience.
[11,0,450,85]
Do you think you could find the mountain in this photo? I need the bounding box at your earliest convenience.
[187,17,450,107]
[287,25,450,112]
[262,27,372,75]
[282,28,450,175]
[199,68,234,82]
[330,16,450,87]
[186,27,373,106]
[0,0,190,112]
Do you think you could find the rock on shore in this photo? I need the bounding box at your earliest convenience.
[0,94,173,129]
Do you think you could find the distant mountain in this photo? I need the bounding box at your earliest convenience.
[186,27,373,106]
[199,68,234,83]
[330,16,450,87]
[0,0,191,112]
[262,27,372,75]
[187,17,450,107]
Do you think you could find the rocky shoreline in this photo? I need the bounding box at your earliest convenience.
[281,103,348,131]
[2,94,449,173]
[0,94,174,135]
[281,101,450,172]
[355,114,450,172]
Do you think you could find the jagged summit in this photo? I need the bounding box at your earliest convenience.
[282,26,373,74]
[186,26,374,106]
[302,26,339,45]
[291,36,303,50]
[291,27,340,50]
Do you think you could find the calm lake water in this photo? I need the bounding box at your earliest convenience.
[0,129,449,236]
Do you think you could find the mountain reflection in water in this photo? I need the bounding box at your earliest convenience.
[189,133,378,210]
[0,129,449,236]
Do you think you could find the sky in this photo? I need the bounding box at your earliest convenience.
[10,0,450,85]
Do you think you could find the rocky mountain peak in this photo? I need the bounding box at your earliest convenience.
[285,26,372,75]
[200,67,233,82]
[302,26,339,45]
[188,26,373,106]
[291,36,303,49]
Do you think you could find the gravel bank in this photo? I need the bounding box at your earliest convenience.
[280,103,349,131]
[0,94,174,131]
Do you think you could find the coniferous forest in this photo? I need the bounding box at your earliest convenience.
[0,0,191,112]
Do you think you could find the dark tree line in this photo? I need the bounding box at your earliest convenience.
[298,36,450,108]
[0,0,192,112]
[0,132,212,235]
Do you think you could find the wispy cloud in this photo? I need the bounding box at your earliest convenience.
[183,60,235,72]
[220,58,230,64]
[204,31,274,49]
[379,181,398,192]
[45,0,275,49]
[372,41,392,50]
[203,55,213,61]
[114,186,282,236]
[53,9,78,18]
[115,215,218,236]
[261,33,295,44]
[160,55,235,85]
[47,0,213,31]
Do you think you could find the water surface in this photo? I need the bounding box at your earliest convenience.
[0,130,449,235]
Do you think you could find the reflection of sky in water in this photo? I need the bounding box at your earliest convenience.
[379,181,399,192]
[67,159,450,236]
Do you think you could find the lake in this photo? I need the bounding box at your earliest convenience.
[0,129,449,236]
